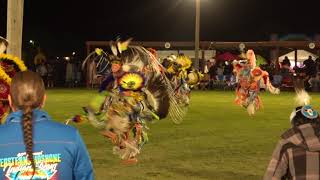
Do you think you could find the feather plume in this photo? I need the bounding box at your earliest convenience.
[111,45,118,56]
[119,38,132,52]
[145,73,170,119]
[294,89,311,106]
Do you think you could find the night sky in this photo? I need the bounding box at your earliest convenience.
[0,0,320,57]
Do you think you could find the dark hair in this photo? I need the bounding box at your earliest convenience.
[291,106,320,137]
[10,71,45,176]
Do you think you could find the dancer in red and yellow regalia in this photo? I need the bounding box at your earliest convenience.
[0,37,27,123]
[233,49,279,115]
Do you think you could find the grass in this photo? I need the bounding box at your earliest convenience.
[44,89,320,180]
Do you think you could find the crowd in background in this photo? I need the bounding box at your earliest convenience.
[273,56,320,91]
[199,55,320,92]
[33,59,83,88]
[29,51,320,93]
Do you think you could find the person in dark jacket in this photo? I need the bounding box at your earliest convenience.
[264,90,320,180]
[304,56,317,77]
[0,71,94,180]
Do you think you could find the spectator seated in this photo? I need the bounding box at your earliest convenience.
[272,74,283,87]
[281,75,294,90]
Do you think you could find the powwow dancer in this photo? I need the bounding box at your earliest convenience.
[0,37,27,124]
[67,39,185,163]
[233,49,279,115]
[162,54,202,106]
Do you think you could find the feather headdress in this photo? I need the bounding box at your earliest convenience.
[290,89,318,122]
[81,38,186,124]
[0,38,27,122]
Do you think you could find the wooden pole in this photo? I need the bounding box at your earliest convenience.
[194,0,200,70]
[7,0,24,58]
[201,49,205,71]
[294,49,298,67]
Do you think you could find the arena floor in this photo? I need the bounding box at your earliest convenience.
[44,89,320,180]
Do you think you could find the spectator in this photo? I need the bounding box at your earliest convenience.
[0,71,94,179]
[36,61,48,86]
[66,61,74,87]
[304,56,317,77]
[216,63,224,81]
[264,93,320,179]
[279,58,295,88]
[56,60,67,87]
[223,62,233,81]
[209,61,217,81]
[272,71,283,87]
[75,63,82,87]
[282,56,291,67]
[47,63,54,88]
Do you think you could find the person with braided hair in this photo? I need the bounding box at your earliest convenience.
[0,71,93,180]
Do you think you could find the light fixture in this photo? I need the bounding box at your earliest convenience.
[165,42,171,49]
[239,43,245,51]
[309,42,315,49]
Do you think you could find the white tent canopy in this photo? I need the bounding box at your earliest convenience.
[278,50,318,67]
[157,50,215,59]
[279,50,318,62]
[157,50,178,58]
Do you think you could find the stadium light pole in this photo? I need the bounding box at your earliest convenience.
[195,0,200,70]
